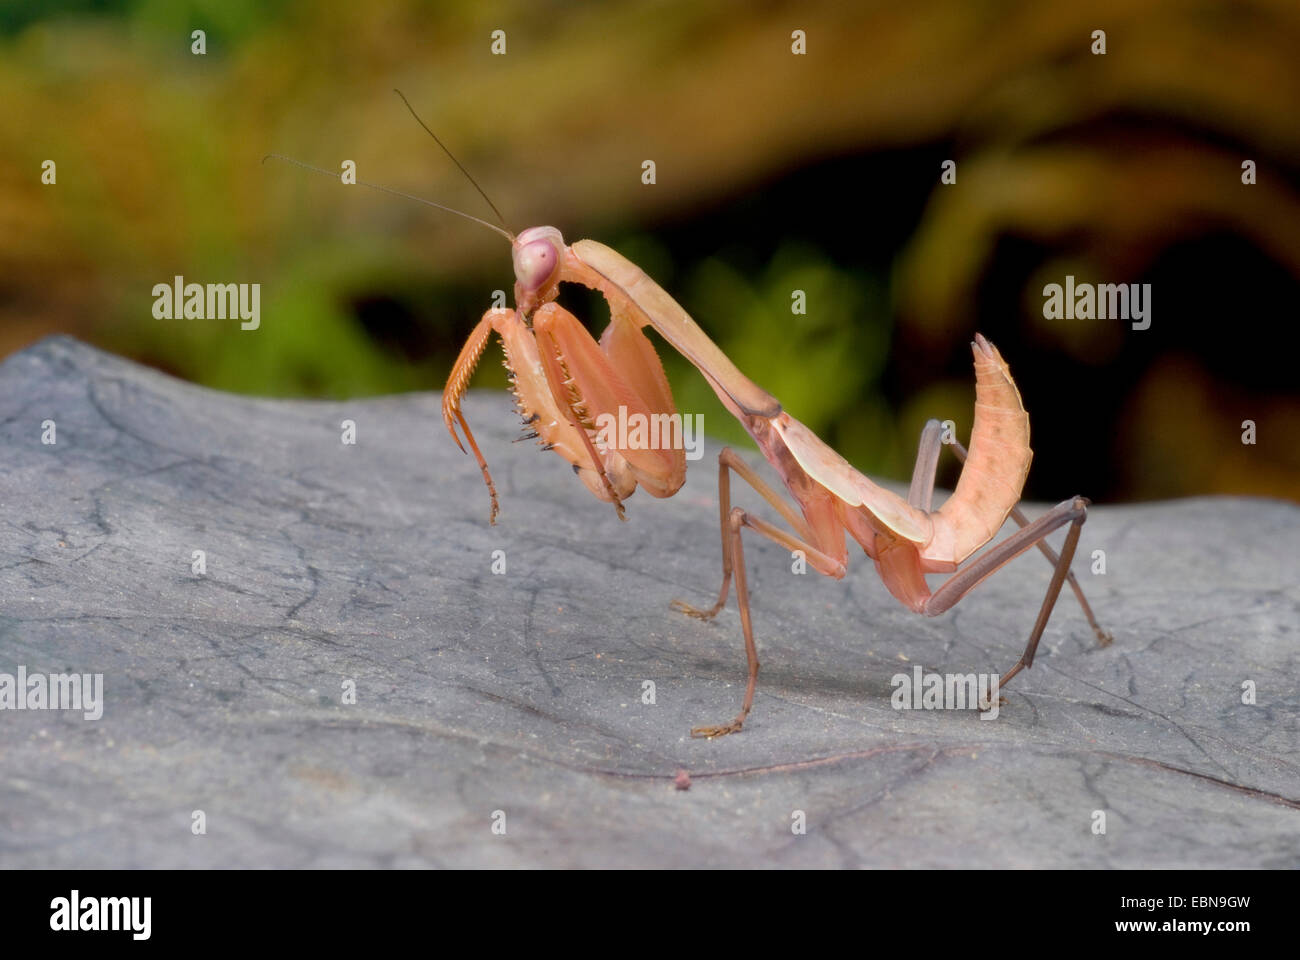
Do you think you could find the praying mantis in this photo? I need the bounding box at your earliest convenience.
[444,234,1113,738]
[273,94,1113,738]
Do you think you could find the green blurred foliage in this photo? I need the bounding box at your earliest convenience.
[675,242,890,470]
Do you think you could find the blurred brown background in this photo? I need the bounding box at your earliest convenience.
[2,0,1297,502]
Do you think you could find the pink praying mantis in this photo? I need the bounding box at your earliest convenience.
[273,93,1113,739]
[444,235,1113,737]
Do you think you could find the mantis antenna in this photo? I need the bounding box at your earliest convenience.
[391,88,511,235]
[263,90,514,243]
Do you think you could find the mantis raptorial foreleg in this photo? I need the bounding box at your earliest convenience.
[533,306,634,519]
[444,308,516,523]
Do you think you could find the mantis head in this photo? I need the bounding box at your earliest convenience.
[513,226,565,315]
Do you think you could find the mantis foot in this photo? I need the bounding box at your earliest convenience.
[690,720,744,739]
[671,598,722,621]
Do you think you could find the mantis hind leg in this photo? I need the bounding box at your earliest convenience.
[924,496,1096,694]
[908,419,1111,647]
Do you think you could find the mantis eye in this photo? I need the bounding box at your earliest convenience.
[515,239,559,292]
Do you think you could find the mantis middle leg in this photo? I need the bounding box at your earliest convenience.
[675,447,846,738]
